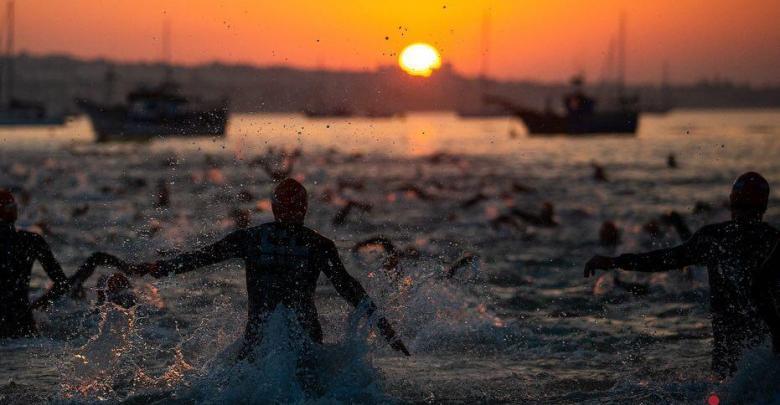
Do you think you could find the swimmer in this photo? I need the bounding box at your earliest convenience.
[0,189,69,338]
[130,179,410,359]
[584,172,779,378]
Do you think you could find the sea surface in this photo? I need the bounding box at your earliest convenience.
[1,110,780,403]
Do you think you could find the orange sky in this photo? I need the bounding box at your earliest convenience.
[12,0,780,84]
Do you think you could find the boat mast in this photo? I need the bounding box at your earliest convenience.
[479,7,491,83]
[616,12,626,99]
[1,0,14,106]
[162,18,172,82]
[661,60,670,109]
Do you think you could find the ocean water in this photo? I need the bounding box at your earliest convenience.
[1,110,780,403]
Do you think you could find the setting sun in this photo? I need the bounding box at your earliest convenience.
[398,43,442,77]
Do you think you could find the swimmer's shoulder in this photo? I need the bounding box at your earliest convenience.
[244,222,333,245]
[15,229,48,249]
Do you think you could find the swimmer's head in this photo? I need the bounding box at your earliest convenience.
[730,172,769,220]
[272,179,308,223]
[106,272,131,295]
[0,189,18,224]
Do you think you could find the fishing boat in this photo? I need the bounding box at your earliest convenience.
[78,81,229,142]
[455,8,512,119]
[486,14,639,135]
[0,1,65,126]
[77,20,229,142]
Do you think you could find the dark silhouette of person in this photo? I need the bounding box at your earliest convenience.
[583,172,779,378]
[756,241,780,353]
[130,179,409,358]
[0,189,68,339]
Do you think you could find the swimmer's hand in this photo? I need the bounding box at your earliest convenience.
[377,317,411,356]
[390,338,411,356]
[584,255,616,278]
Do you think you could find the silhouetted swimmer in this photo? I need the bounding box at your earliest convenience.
[489,213,522,232]
[252,147,301,181]
[661,211,693,241]
[154,179,170,208]
[693,201,713,214]
[230,207,251,229]
[756,241,780,353]
[71,204,90,219]
[511,181,535,194]
[584,172,779,378]
[591,162,608,182]
[667,153,678,169]
[130,179,410,360]
[332,199,372,226]
[461,192,489,209]
[352,236,402,280]
[445,253,480,279]
[599,221,621,247]
[642,219,663,239]
[0,189,68,339]
[512,202,557,227]
[95,272,136,309]
[396,184,435,201]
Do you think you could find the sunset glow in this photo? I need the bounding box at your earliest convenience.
[6,0,780,83]
[398,43,441,77]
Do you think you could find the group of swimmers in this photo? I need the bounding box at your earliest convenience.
[1,171,778,381]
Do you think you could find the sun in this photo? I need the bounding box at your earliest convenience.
[399,43,442,77]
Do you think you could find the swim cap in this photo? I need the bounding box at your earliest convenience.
[730,172,769,214]
[272,179,308,223]
[106,272,131,294]
[0,189,17,223]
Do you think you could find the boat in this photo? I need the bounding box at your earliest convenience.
[641,61,674,115]
[0,0,65,126]
[78,80,229,142]
[455,8,512,119]
[77,20,229,142]
[303,105,353,118]
[485,82,639,136]
[486,14,639,135]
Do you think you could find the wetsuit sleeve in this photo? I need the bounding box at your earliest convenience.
[153,230,245,277]
[32,234,68,286]
[613,228,706,272]
[321,241,371,307]
[321,240,409,355]
[755,241,780,335]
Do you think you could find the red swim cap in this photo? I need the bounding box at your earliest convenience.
[272,179,308,223]
[0,189,17,223]
[730,172,770,213]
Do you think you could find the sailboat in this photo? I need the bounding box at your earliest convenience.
[77,20,229,142]
[642,62,674,114]
[0,0,65,126]
[455,8,510,118]
[485,14,639,135]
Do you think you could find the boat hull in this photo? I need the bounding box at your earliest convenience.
[78,101,229,142]
[513,109,639,136]
[0,109,66,126]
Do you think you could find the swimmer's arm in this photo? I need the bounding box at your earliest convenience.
[28,235,69,309]
[146,231,245,277]
[322,242,410,356]
[585,230,704,277]
[33,234,68,287]
[614,243,698,272]
[755,242,780,336]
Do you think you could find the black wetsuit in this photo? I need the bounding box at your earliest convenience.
[151,221,392,350]
[0,223,68,339]
[613,219,779,377]
[757,241,780,352]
